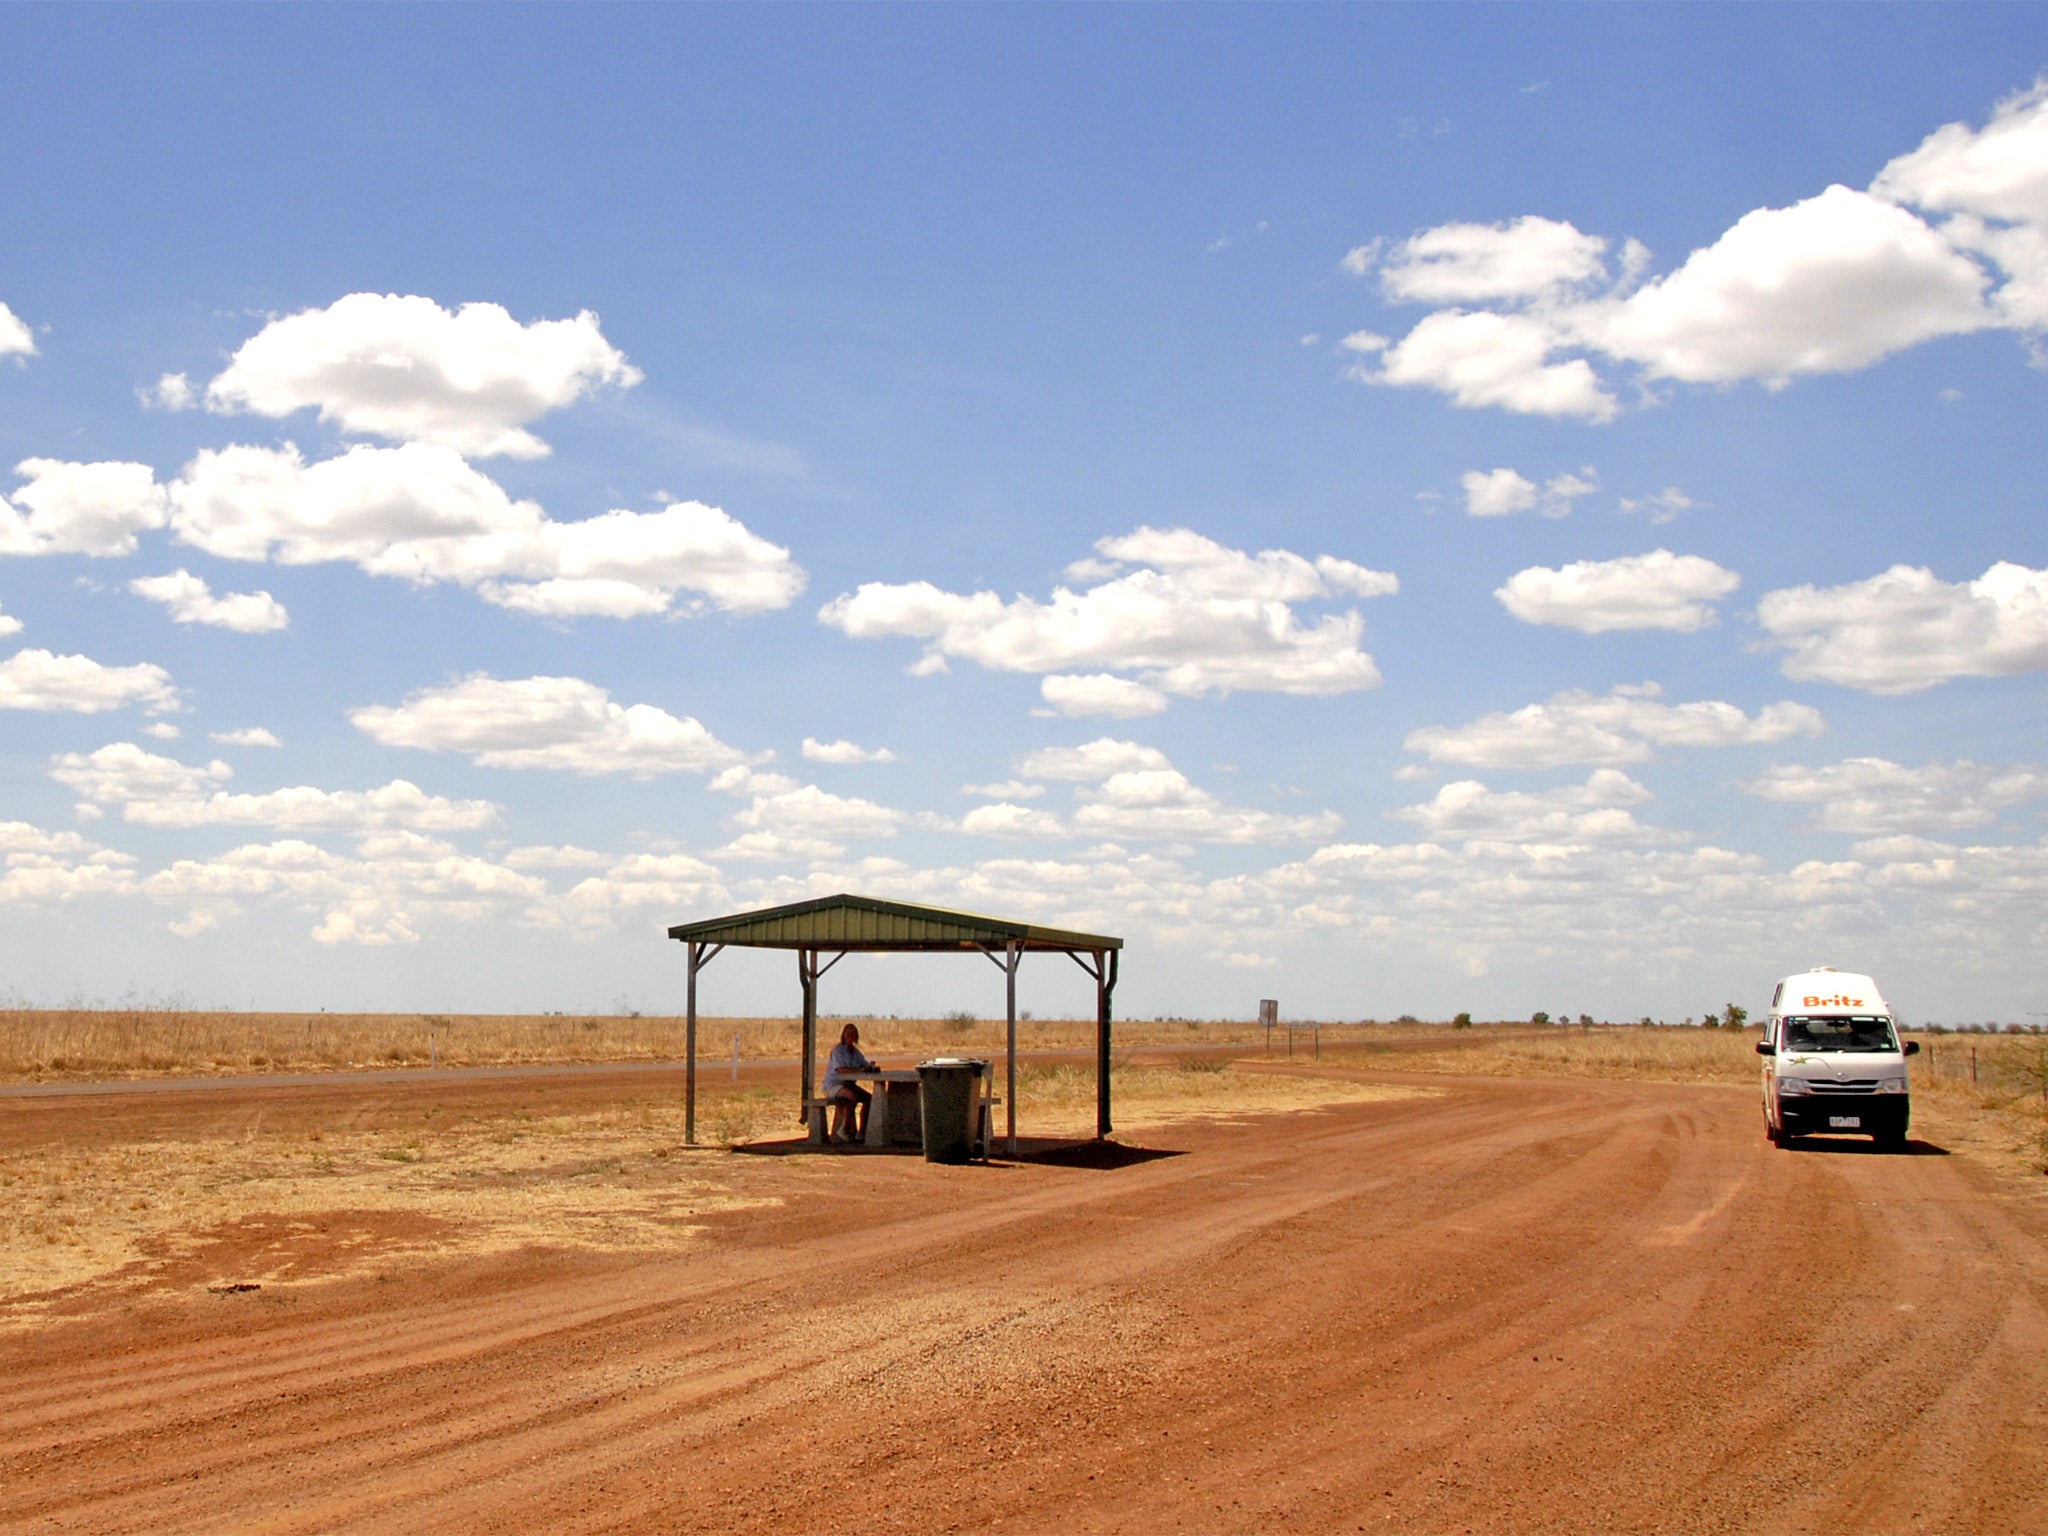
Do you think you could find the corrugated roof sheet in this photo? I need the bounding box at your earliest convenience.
[666,893,1121,952]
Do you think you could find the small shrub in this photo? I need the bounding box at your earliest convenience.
[1452,1013,1473,1030]
[942,1010,976,1036]
[1530,1011,1550,1026]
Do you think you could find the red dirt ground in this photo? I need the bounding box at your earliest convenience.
[3,1063,2045,1535]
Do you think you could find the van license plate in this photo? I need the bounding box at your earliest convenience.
[1829,1115,1861,1129]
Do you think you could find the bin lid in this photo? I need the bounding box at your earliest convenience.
[916,1056,988,1071]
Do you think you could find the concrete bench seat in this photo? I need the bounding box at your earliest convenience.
[801,1089,1001,1149]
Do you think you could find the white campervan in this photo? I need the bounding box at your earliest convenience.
[1758,967,1918,1149]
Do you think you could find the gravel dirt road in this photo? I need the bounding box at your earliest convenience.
[2,1062,2044,1535]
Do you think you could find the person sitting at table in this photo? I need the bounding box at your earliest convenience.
[823,1023,877,1143]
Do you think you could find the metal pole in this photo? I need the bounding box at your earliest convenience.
[1096,949,1116,1139]
[1006,941,1020,1158]
[800,948,818,1126]
[685,941,699,1145]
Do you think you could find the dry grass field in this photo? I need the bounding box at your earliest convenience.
[0,1006,1274,1079]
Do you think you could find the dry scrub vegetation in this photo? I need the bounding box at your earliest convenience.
[0,1008,1269,1080]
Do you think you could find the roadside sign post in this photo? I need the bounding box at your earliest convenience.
[1259,999,1278,1056]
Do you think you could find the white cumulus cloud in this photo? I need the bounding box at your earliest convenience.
[1017,738,1174,782]
[1461,466,1597,517]
[129,570,289,633]
[143,373,197,411]
[0,302,34,359]
[820,527,1396,701]
[1346,311,1618,421]
[1344,88,2048,420]
[1038,673,1170,718]
[203,293,641,459]
[1070,768,1341,846]
[801,737,897,765]
[1378,215,1611,303]
[994,737,1339,845]
[1873,80,2048,225]
[1389,769,1672,845]
[1618,488,1696,524]
[1745,757,2048,835]
[0,459,168,557]
[0,601,19,639]
[211,727,282,748]
[0,649,177,713]
[351,673,753,779]
[958,802,1070,840]
[0,820,135,906]
[725,785,905,859]
[51,743,498,832]
[1757,560,2048,694]
[961,780,1044,801]
[168,441,803,618]
[1586,185,1992,385]
[1405,683,1825,768]
[142,831,549,947]
[1496,550,1739,633]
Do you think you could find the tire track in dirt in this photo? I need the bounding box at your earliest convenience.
[2,1070,2042,1534]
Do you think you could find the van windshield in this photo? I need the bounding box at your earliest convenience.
[1780,1015,1896,1052]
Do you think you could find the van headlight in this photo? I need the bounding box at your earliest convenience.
[1779,1079,1812,1096]
[1876,1077,1908,1094]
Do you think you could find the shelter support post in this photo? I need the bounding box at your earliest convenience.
[1096,948,1117,1139]
[799,948,816,1125]
[1005,941,1021,1157]
[1065,946,1118,1141]
[980,942,1026,1157]
[797,948,846,1126]
[684,940,724,1145]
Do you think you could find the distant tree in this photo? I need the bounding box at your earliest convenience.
[1452,1011,1473,1029]
[1723,1003,1749,1030]
[1640,1016,1655,1027]
[1699,1007,1720,1029]
[1530,1011,1551,1026]
[1578,1013,1594,1027]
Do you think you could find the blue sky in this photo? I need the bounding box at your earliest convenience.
[3,6,2045,1024]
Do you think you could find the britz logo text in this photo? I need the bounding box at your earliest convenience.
[1803,994,1865,1008]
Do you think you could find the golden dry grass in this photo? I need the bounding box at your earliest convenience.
[1361,1023,1763,1085]
[0,1008,1272,1080]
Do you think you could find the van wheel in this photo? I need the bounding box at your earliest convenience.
[1777,1125,1799,1149]
[1875,1128,1906,1152]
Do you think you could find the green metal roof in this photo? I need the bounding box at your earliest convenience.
[667,893,1121,952]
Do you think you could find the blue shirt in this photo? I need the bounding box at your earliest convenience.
[823,1040,875,1092]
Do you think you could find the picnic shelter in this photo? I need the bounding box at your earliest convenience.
[667,893,1122,1155]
